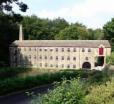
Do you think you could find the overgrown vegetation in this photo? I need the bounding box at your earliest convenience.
[31,70,114,104]
[0,67,31,80]
[0,69,111,96]
[31,79,86,104]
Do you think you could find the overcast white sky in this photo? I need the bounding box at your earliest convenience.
[13,0,114,29]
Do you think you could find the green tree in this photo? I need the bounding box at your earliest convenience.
[88,28,104,40]
[22,16,69,40]
[50,17,69,39]
[0,0,28,13]
[55,23,89,40]
[103,18,114,50]
[0,12,19,66]
[22,15,51,40]
[103,18,114,40]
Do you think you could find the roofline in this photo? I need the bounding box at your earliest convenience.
[9,46,111,48]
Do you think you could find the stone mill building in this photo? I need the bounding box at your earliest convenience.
[9,25,111,70]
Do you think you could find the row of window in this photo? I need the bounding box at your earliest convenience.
[39,63,76,68]
[28,55,77,61]
[16,48,91,52]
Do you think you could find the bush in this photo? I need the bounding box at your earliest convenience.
[31,79,86,104]
[0,69,111,96]
[85,78,114,104]
[0,67,31,80]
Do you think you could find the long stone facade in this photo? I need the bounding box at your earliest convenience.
[9,25,111,70]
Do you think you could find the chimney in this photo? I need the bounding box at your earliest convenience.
[19,24,24,41]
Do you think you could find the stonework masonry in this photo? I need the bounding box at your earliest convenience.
[9,25,111,70]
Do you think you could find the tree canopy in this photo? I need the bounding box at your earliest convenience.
[0,0,28,13]
[55,23,89,40]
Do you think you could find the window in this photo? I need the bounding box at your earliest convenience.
[45,56,47,60]
[50,64,53,67]
[24,48,26,51]
[88,48,91,52]
[67,65,70,68]
[50,49,53,52]
[85,57,88,60]
[50,56,53,60]
[29,48,31,51]
[82,48,85,52]
[39,56,42,59]
[34,48,37,51]
[73,48,76,52]
[73,65,76,68]
[44,49,47,51]
[45,63,48,67]
[62,56,64,60]
[56,48,58,52]
[56,56,58,60]
[67,56,70,60]
[56,64,58,68]
[67,48,70,52]
[40,63,42,67]
[34,55,36,59]
[29,55,31,59]
[62,48,64,52]
[73,57,76,61]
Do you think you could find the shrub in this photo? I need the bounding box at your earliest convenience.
[85,78,114,104]
[31,79,86,104]
[0,67,31,80]
[0,69,111,96]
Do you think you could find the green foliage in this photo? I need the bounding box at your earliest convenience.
[22,16,69,40]
[31,79,86,104]
[88,29,104,40]
[110,52,114,65]
[55,23,89,40]
[106,56,111,64]
[103,18,114,40]
[0,0,28,13]
[0,67,31,80]
[31,69,114,104]
[0,13,19,66]
[106,52,114,65]
[0,69,110,96]
[85,79,114,104]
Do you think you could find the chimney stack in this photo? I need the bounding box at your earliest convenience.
[19,24,24,41]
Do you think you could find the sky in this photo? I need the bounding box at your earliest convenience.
[13,0,114,29]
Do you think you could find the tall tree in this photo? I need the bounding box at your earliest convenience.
[103,18,114,40]
[0,0,28,66]
[88,29,104,40]
[55,23,89,40]
[22,15,51,40]
[103,18,114,51]
[0,0,28,13]
[22,16,69,40]
[0,12,19,66]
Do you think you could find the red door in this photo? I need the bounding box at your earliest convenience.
[99,47,104,55]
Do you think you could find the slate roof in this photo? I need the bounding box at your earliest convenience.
[10,40,111,48]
